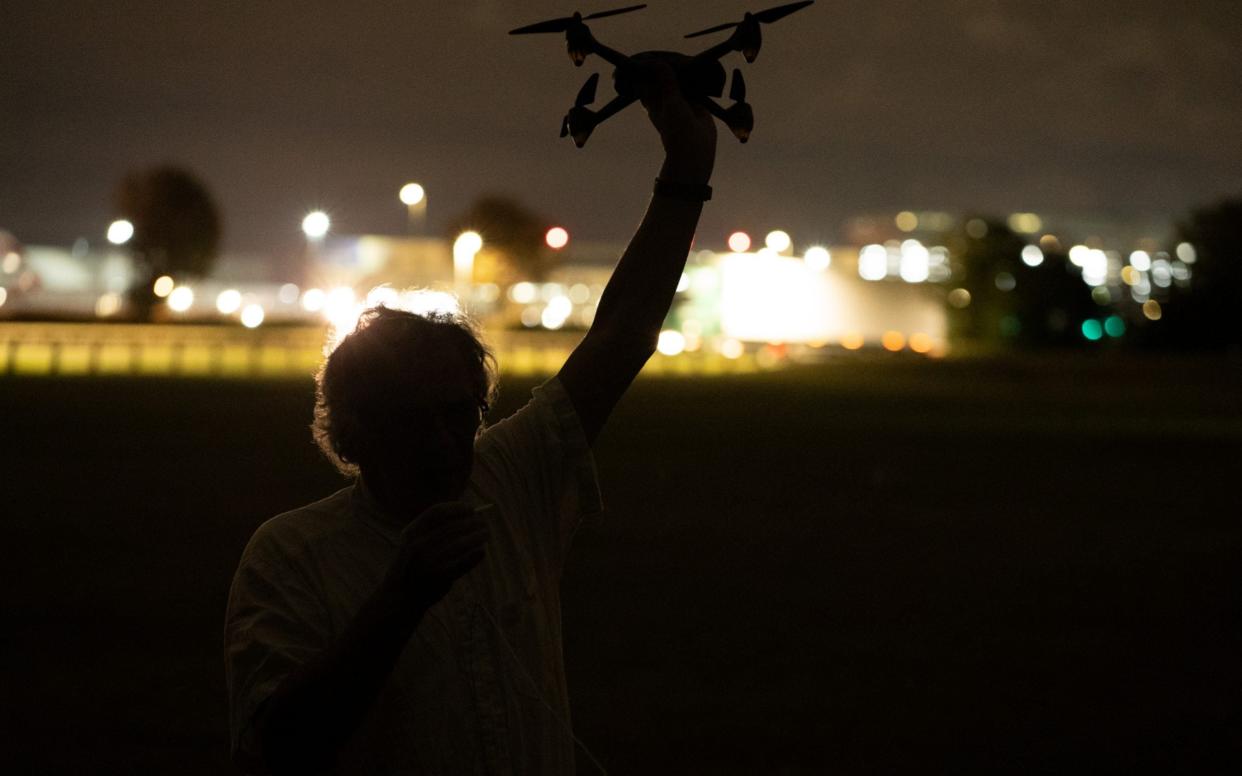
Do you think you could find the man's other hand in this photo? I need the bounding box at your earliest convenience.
[388,501,488,607]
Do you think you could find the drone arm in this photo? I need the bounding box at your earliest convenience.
[690,31,742,64]
[593,93,638,126]
[698,97,730,122]
[589,39,631,68]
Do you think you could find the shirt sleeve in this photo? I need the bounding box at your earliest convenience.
[223,524,331,772]
[474,376,603,575]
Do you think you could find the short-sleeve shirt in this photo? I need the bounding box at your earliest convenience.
[224,377,602,775]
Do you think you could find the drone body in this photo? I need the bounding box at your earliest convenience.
[509,2,813,148]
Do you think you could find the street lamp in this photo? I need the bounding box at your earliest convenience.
[399,182,426,235]
[302,211,330,241]
[107,219,134,245]
[453,231,482,287]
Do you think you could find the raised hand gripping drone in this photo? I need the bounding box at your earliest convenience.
[509,1,814,147]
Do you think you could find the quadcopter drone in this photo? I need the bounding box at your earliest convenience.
[509,1,814,147]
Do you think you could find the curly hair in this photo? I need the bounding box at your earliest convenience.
[312,305,498,476]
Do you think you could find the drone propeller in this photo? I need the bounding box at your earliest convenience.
[684,0,814,38]
[575,72,600,106]
[724,69,754,143]
[729,68,747,103]
[509,4,647,35]
[561,73,601,137]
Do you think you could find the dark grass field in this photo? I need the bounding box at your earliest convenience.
[4,353,1241,773]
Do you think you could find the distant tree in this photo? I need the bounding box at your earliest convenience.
[1154,197,1242,349]
[944,216,1097,349]
[444,195,557,282]
[115,166,221,320]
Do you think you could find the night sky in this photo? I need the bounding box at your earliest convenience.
[3,1,1240,270]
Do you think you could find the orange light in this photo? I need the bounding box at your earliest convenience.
[909,333,933,354]
[545,226,569,250]
[727,231,752,253]
[840,332,864,350]
[881,331,906,351]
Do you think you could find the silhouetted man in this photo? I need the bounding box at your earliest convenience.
[225,63,716,774]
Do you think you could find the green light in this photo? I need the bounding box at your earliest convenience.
[1081,319,1104,341]
[1104,315,1126,337]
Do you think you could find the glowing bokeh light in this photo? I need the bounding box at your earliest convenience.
[541,295,573,329]
[107,219,134,245]
[656,330,687,356]
[1082,249,1108,286]
[1021,245,1044,267]
[1007,212,1042,234]
[302,211,330,239]
[727,231,752,253]
[545,226,569,250]
[453,231,483,256]
[1104,315,1126,337]
[899,240,929,283]
[152,275,175,298]
[569,283,591,304]
[909,333,933,353]
[240,303,265,329]
[895,211,918,232]
[216,289,242,314]
[881,331,905,351]
[1151,259,1172,288]
[720,338,744,359]
[840,332,864,350]
[278,283,300,304]
[859,244,887,281]
[947,288,972,308]
[95,292,122,317]
[1142,299,1162,320]
[398,183,425,206]
[1176,242,1196,263]
[1081,319,1103,341]
[1129,250,1152,271]
[167,286,194,312]
[764,230,792,253]
[804,246,831,271]
[509,281,537,304]
[301,288,325,312]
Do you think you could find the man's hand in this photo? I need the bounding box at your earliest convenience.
[557,56,719,447]
[634,57,717,185]
[387,501,489,608]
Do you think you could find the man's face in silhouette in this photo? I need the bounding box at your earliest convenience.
[361,339,487,510]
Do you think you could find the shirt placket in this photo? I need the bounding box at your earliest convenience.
[458,586,514,776]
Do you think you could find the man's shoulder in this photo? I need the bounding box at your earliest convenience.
[244,486,356,563]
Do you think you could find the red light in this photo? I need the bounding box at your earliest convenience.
[545,226,569,250]
[727,231,751,253]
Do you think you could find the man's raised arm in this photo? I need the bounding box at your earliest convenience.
[558,63,719,446]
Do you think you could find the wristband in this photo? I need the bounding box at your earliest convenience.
[653,177,712,202]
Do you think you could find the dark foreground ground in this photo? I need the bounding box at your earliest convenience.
[3,353,1241,774]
